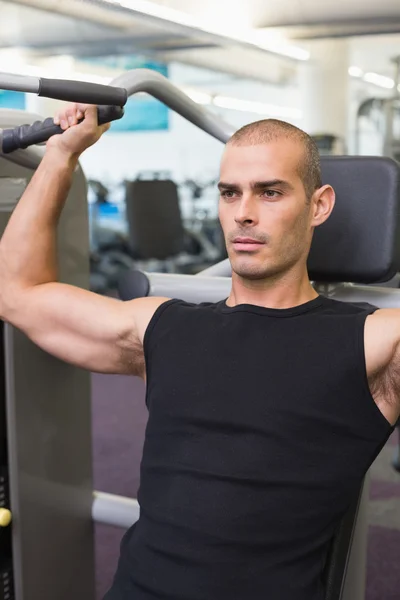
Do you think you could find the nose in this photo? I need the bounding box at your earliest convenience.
[234,194,259,227]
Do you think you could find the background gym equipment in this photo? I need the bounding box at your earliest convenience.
[355,56,400,160]
[85,174,223,293]
[124,177,221,272]
[1,68,399,600]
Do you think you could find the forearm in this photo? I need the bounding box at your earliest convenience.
[0,148,78,294]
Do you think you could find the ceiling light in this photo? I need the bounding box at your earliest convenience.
[183,89,213,105]
[348,66,363,78]
[259,43,309,61]
[213,95,302,119]
[106,0,199,28]
[102,0,309,61]
[181,87,302,119]
[251,29,310,61]
[348,66,396,89]
[363,72,394,89]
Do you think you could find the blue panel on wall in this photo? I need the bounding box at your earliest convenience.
[0,90,26,109]
[83,56,169,132]
[111,96,169,132]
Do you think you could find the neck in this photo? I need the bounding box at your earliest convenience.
[226,269,318,309]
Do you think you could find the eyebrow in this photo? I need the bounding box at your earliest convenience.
[217,179,294,192]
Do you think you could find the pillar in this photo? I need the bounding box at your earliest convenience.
[298,39,349,153]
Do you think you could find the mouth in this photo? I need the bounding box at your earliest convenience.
[232,237,265,252]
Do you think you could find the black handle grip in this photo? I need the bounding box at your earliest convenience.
[2,105,124,154]
[39,78,127,107]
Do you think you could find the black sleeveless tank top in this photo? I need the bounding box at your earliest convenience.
[105,295,395,600]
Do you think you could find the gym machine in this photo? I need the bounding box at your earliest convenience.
[355,56,400,160]
[0,68,399,600]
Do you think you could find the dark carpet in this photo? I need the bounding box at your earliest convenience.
[91,373,400,600]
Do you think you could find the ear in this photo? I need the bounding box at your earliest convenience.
[310,185,335,227]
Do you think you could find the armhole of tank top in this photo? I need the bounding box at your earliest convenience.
[143,298,181,384]
[355,311,395,434]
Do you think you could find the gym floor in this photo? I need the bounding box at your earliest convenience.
[91,373,400,600]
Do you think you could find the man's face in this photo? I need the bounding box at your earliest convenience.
[218,139,315,281]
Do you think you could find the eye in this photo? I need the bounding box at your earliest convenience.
[221,190,237,199]
[263,189,281,198]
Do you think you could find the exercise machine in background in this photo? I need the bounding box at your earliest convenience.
[123,176,222,274]
[355,56,400,160]
[0,69,399,600]
[87,174,224,292]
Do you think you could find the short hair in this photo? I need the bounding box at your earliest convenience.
[227,119,322,200]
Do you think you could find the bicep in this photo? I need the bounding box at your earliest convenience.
[6,282,143,374]
[365,310,400,422]
[365,309,400,377]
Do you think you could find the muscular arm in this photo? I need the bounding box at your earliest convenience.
[0,103,169,376]
[2,285,168,375]
[364,310,400,425]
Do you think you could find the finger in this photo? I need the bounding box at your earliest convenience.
[57,114,69,130]
[54,103,75,130]
[54,110,67,129]
[69,103,88,123]
[65,103,81,127]
[75,103,90,120]
[81,105,99,128]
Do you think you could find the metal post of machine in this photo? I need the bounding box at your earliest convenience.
[0,112,95,600]
[341,477,370,600]
[383,56,400,159]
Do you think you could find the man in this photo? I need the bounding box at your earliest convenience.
[0,103,398,600]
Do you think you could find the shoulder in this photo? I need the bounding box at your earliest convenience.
[365,308,400,345]
[364,309,400,425]
[364,309,400,366]
[365,308,400,369]
[364,308,400,363]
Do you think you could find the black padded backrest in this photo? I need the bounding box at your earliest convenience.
[322,479,366,600]
[308,156,400,283]
[125,179,185,260]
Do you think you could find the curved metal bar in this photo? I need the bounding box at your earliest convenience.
[0,72,40,94]
[111,69,234,144]
[1,69,235,169]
